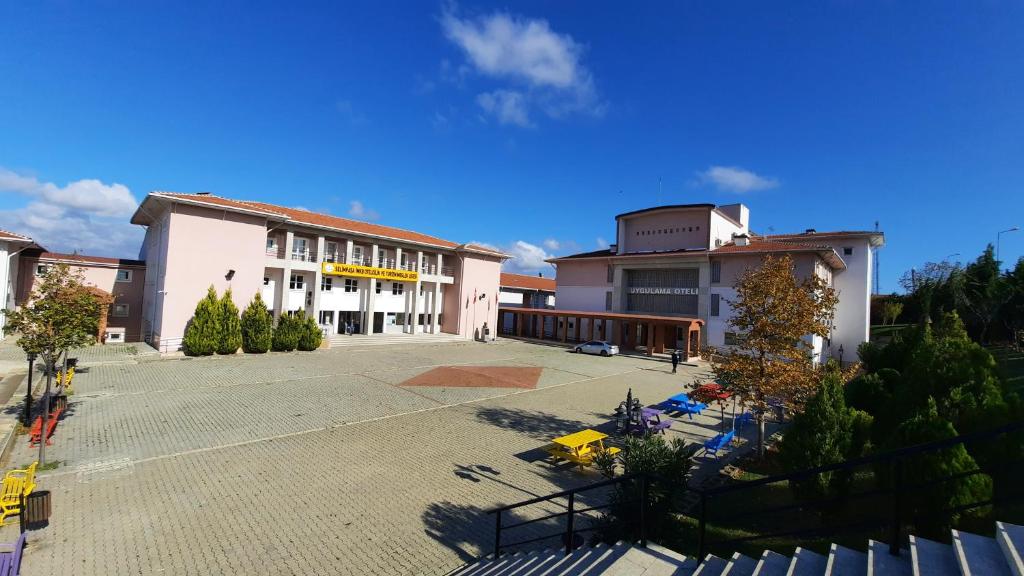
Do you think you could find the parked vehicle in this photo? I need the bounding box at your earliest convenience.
[573,340,619,356]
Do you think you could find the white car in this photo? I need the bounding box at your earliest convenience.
[573,340,619,356]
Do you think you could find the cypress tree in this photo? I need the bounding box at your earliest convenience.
[217,289,242,354]
[240,293,273,353]
[272,313,299,352]
[298,312,323,351]
[182,286,220,356]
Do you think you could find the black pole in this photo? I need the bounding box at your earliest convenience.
[493,510,502,559]
[698,491,707,562]
[889,459,903,556]
[22,356,35,427]
[565,492,575,556]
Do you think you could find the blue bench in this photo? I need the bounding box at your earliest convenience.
[734,412,754,430]
[660,394,707,420]
[703,430,735,459]
[0,532,26,576]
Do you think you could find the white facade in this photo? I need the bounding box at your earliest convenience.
[0,233,34,338]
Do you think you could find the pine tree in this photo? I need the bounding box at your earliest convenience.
[297,312,323,351]
[217,289,242,354]
[272,313,299,352]
[183,286,221,356]
[240,293,273,353]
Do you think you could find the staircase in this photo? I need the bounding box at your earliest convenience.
[448,521,1024,575]
[328,332,468,348]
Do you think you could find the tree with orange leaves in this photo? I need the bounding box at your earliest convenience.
[706,254,843,457]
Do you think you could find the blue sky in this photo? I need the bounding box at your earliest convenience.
[2,2,1022,292]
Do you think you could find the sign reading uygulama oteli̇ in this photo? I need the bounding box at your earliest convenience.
[321,262,418,282]
[627,287,698,295]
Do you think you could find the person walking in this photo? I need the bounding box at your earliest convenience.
[670,349,679,373]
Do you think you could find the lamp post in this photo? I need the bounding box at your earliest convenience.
[22,352,36,427]
[997,227,1020,264]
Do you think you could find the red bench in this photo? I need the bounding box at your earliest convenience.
[28,406,63,447]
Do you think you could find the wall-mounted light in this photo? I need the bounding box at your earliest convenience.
[479,293,487,300]
[225,269,236,281]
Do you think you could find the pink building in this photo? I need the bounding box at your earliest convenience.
[130,192,508,352]
[16,251,147,343]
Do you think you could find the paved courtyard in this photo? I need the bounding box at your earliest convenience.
[1,338,751,575]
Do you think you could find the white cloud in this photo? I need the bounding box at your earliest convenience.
[503,240,555,273]
[347,200,379,221]
[441,8,601,127]
[542,238,560,250]
[596,236,609,249]
[698,166,779,193]
[477,90,531,126]
[0,168,142,256]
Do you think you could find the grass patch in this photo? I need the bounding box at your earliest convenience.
[18,460,62,471]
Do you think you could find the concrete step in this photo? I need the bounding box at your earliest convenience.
[824,544,867,576]
[952,529,1011,576]
[787,547,827,576]
[723,552,758,576]
[997,522,1024,576]
[867,539,911,576]
[752,550,790,576]
[909,535,958,576]
[695,554,730,576]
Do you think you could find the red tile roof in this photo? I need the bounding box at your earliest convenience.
[500,272,556,292]
[0,229,33,242]
[37,252,145,267]
[146,192,508,254]
[714,240,846,269]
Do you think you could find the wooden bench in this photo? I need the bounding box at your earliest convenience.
[546,429,621,469]
[703,430,735,459]
[0,532,27,575]
[0,463,37,526]
[28,406,63,448]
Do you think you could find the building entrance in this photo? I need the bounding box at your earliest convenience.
[372,312,384,334]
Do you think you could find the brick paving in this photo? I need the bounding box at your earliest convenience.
[1,339,751,575]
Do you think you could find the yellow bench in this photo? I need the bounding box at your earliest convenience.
[0,462,38,525]
[545,429,621,469]
[57,366,75,393]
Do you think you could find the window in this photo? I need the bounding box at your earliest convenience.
[35,264,49,276]
[605,291,613,311]
[289,274,305,290]
[112,303,130,317]
[724,332,747,346]
[344,278,358,293]
[606,265,614,283]
[116,269,132,282]
[263,277,270,286]
[843,247,854,256]
[375,280,382,294]
[326,242,339,262]
[321,277,333,291]
[392,282,404,295]
[293,237,308,253]
[711,261,721,284]
[266,237,276,249]
[711,293,720,317]
[353,246,363,263]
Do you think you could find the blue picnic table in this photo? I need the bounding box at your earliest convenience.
[660,393,707,419]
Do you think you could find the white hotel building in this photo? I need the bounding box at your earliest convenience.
[529,203,883,362]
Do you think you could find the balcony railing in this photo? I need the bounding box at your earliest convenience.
[291,250,316,262]
[266,246,285,259]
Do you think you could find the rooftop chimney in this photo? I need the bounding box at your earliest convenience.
[538,272,543,278]
[734,233,750,247]
[805,228,816,234]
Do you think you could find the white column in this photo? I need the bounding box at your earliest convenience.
[345,239,354,264]
[364,243,378,334]
[277,230,294,319]
[431,283,441,334]
[312,235,325,320]
[408,250,423,333]
[395,247,403,271]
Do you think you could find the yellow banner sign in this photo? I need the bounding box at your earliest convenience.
[321,262,418,282]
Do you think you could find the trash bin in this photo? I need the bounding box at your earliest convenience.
[21,490,51,530]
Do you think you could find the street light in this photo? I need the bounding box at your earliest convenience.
[997,227,1020,264]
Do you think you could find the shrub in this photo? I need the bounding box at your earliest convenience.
[272,313,300,352]
[217,289,242,355]
[779,369,853,499]
[240,293,273,353]
[297,312,323,351]
[182,286,220,356]
[596,435,698,545]
[878,398,992,539]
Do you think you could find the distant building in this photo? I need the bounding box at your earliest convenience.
[17,251,147,343]
[499,272,556,337]
[0,230,39,338]
[131,192,509,352]
[533,203,883,362]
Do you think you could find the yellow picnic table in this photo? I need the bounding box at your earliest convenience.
[545,429,621,468]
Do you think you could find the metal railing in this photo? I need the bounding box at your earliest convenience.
[291,250,316,262]
[693,418,1024,560]
[487,473,650,558]
[485,420,1024,562]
